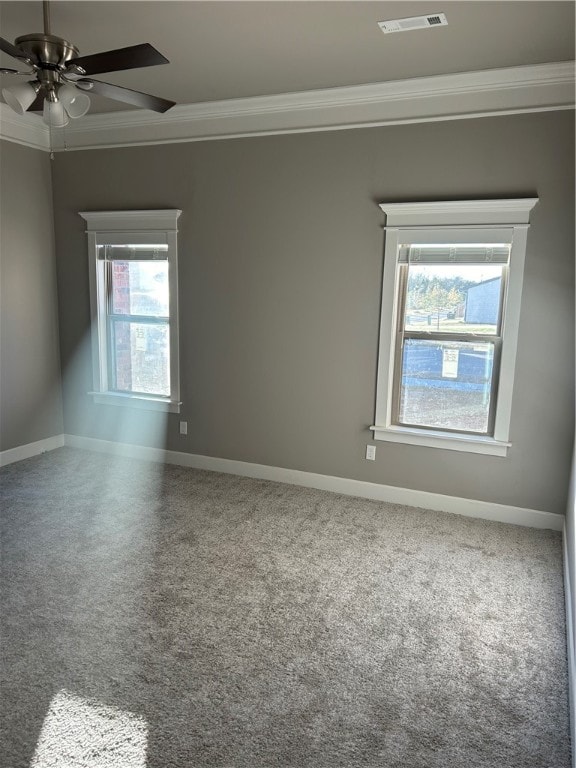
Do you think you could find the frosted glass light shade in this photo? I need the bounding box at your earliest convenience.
[2,81,38,115]
[43,99,70,128]
[59,84,90,118]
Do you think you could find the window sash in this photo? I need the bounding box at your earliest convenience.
[390,263,506,437]
[95,242,179,403]
[400,264,509,338]
[104,261,170,320]
[108,313,169,324]
[108,316,170,396]
[104,259,171,397]
[391,336,502,436]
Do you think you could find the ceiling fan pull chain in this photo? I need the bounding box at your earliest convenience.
[48,118,54,160]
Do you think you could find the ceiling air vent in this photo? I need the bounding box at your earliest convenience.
[378,13,448,34]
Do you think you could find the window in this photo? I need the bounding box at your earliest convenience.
[372,199,538,456]
[81,210,182,413]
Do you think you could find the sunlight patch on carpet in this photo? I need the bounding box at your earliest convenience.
[30,689,147,768]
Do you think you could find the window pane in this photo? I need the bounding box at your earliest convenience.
[404,262,504,335]
[111,260,169,317]
[398,339,495,433]
[111,321,170,396]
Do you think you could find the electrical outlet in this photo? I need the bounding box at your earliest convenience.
[366,445,376,461]
[179,421,188,435]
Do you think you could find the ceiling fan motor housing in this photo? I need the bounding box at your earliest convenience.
[15,34,79,70]
[14,34,83,99]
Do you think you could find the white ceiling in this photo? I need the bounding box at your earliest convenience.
[0,1,574,114]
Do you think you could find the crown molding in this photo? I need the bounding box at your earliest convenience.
[0,104,50,150]
[1,61,573,152]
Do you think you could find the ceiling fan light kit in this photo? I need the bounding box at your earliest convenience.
[0,0,176,129]
[43,95,69,127]
[2,79,40,114]
[58,83,90,118]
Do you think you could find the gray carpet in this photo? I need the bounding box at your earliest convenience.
[0,447,570,767]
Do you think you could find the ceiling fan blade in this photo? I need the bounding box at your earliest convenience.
[66,43,168,76]
[0,37,35,64]
[79,78,175,113]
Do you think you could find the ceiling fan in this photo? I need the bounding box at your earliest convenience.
[0,0,176,127]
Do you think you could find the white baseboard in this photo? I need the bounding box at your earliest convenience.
[563,522,576,768]
[63,434,563,531]
[0,434,65,468]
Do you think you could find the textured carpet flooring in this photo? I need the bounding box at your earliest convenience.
[0,447,570,767]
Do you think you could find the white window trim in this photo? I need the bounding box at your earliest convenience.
[80,210,182,414]
[371,199,538,456]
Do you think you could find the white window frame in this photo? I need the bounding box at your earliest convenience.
[80,210,182,413]
[372,199,538,457]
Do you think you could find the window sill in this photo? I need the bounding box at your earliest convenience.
[370,425,510,457]
[89,391,181,414]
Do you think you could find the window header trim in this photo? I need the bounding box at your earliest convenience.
[379,199,538,227]
[80,210,181,232]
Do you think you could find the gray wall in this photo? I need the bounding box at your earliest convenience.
[567,448,575,760]
[51,110,575,515]
[0,140,63,451]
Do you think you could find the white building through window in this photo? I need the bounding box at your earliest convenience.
[372,199,538,456]
[81,210,182,413]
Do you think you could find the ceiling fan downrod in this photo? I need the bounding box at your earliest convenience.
[43,0,51,36]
